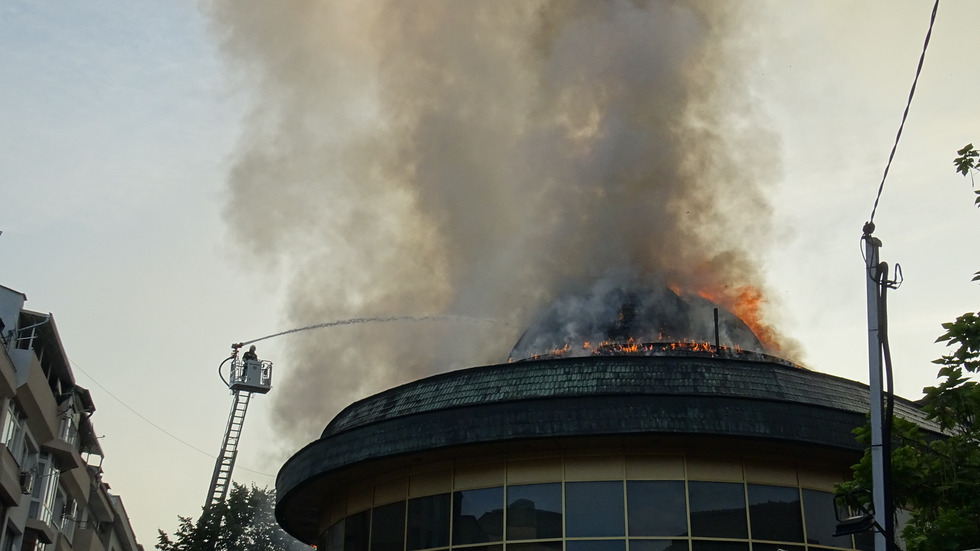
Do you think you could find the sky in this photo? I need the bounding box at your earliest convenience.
[1,1,979,547]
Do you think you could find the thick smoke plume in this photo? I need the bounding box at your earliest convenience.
[207,1,796,450]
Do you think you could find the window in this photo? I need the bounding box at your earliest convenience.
[28,452,59,524]
[688,482,747,539]
[344,510,369,551]
[746,484,803,543]
[20,438,38,483]
[453,487,503,544]
[506,483,562,540]
[53,489,66,530]
[2,403,34,472]
[801,489,853,548]
[752,544,803,551]
[58,415,78,448]
[565,481,625,537]
[690,542,748,551]
[53,490,78,542]
[627,480,688,537]
[508,543,561,551]
[1,522,20,551]
[1,401,26,464]
[853,526,874,551]
[62,499,78,543]
[566,541,626,551]
[316,461,859,551]
[407,493,450,550]
[326,520,344,551]
[629,540,689,551]
[371,501,405,551]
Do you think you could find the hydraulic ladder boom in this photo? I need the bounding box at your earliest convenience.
[205,390,251,508]
[204,348,273,511]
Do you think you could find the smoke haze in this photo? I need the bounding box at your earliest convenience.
[207,0,794,448]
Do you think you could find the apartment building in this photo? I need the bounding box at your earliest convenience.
[0,285,141,551]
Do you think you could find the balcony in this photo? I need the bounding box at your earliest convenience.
[88,482,114,525]
[71,525,107,551]
[17,353,59,444]
[44,416,83,472]
[25,517,56,546]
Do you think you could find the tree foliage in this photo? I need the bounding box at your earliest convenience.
[837,145,980,551]
[156,483,307,551]
[837,312,980,551]
[953,143,980,207]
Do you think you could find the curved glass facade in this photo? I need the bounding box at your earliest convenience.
[317,455,858,551]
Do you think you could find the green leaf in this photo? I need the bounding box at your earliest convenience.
[954,143,979,176]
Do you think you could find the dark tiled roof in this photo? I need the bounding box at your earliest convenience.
[322,354,933,437]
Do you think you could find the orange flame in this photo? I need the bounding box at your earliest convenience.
[691,285,780,353]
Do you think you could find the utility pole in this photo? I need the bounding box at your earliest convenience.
[863,222,888,551]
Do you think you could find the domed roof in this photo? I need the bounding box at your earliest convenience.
[509,285,763,361]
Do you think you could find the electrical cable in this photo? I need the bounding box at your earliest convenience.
[68,358,274,478]
[868,0,940,225]
[876,263,898,551]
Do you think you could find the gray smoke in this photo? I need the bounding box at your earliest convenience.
[206,0,795,449]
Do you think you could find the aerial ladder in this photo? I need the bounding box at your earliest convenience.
[204,343,273,510]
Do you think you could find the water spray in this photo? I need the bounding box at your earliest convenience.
[237,315,507,347]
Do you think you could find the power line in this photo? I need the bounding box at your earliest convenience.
[68,358,274,478]
[868,0,940,225]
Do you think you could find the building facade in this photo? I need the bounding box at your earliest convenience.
[0,285,142,551]
[274,351,938,551]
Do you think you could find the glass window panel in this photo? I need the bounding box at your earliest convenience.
[801,489,853,548]
[407,493,451,550]
[566,540,626,551]
[629,540,689,551]
[627,480,688,537]
[453,487,504,544]
[747,484,803,543]
[753,545,803,551]
[688,481,747,539]
[507,483,562,540]
[508,543,562,551]
[326,520,345,551]
[854,530,874,551]
[566,481,625,537]
[372,501,406,551]
[690,541,748,551]
[345,511,370,551]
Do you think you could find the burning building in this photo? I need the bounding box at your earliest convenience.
[203,2,936,549]
[273,289,937,551]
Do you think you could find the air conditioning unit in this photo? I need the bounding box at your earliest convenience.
[19,470,34,494]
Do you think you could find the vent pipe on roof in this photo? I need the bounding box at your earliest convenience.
[713,308,720,348]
